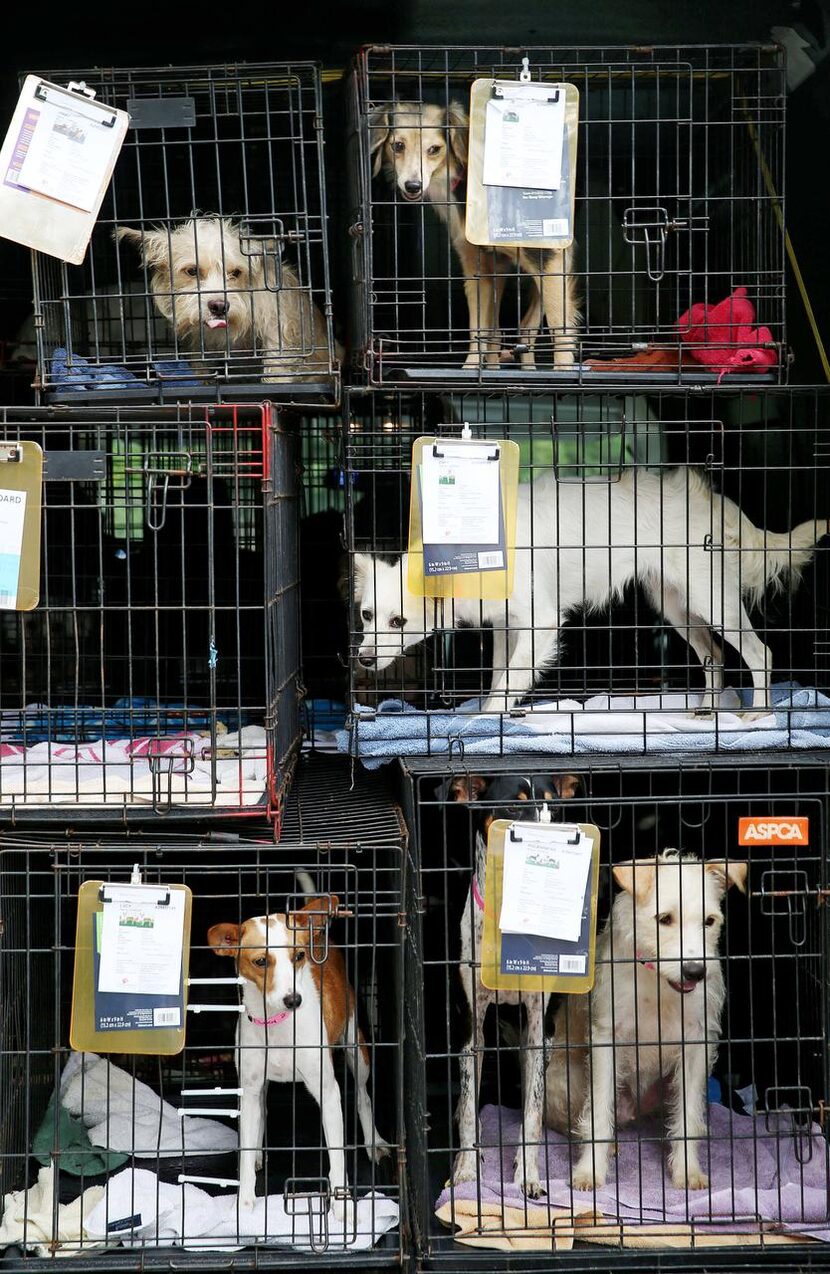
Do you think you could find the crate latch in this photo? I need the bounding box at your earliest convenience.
[147,736,195,815]
[623,207,708,283]
[758,868,810,947]
[284,1177,332,1252]
[764,1086,817,1164]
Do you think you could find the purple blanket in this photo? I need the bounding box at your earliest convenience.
[435,1104,830,1242]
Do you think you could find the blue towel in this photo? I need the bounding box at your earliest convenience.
[1,698,245,744]
[336,684,830,769]
[51,348,201,390]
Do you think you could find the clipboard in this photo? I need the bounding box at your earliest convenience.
[0,76,129,264]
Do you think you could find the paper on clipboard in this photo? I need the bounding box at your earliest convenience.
[483,86,565,190]
[421,443,500,546]
[98,886,185,997]
[499,824,593,943]
[0,76,129,263]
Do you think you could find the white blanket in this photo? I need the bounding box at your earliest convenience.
[0,1166,399,1255]
[61,1053,237,1159]
[0,726,268,807]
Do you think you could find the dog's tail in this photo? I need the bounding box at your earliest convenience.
[295,870,316,896]
[731,505,830,605]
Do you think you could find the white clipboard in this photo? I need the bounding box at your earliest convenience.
[0,76,129,264]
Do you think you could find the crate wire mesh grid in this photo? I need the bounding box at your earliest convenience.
[400,755,830,1266]
[0,760,405,1263]
[0,404,301,822]
[31,64,340,405]
[347,44,786,387]
[342,387,830,759]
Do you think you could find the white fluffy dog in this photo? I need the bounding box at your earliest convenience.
[544,851,747,1192]
[116,217,338,384]
[353,467,828,713]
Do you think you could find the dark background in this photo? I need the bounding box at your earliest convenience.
[1,0,830,382]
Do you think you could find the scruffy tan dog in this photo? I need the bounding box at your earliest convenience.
[369,100,580,368]
[116,216,338,384]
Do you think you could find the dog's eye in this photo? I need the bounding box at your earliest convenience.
[252,956,268,968]
[389,615,407,629]
[294,949,305,963]
[657,912,673,926]
[361,609,373,622]
[184,266,199,277]
[427,143,442,156]
[705,915,719,927]
[227,267,242,279]
[391,139,405,153]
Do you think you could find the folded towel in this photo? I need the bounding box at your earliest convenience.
[0,1166,105,1258]
[51,348,201,390]
[84,1167,400,1252]
[338,685,830,769]
[60,1053,237,1159]
[435,1103,829,1244]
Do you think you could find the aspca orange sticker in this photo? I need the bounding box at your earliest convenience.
[738,817,809,846]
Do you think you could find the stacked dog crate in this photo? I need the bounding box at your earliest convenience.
[0,63,404,1266]
[343,44,830,1269]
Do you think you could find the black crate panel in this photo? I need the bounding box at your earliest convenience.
[347,45,786,388]
[0,405,301,822]
[31,64,339,405]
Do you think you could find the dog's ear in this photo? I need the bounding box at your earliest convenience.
[446,100,469,170]
[114,225,169,271]
[207,922,241,955]
[705,860,748,894]
[448,774,489,803]
[368,103,393,176]
[296,895,340,930]
[546,774,581,802]
[613,859,657,902]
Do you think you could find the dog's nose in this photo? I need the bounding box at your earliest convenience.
[404,180,422,195]
[680,961,706,983]
[207,299,229,317]
[358,652,376,668]
[282,992,302,1010]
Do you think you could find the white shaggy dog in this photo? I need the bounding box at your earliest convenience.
[353,467,828,713]
[544,851,747,1193]
[116,217,338,384]
[369,100,579,369]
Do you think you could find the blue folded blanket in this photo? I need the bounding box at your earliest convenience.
[337,684,830,769]
[51,348,201,390]
[1,698,245,744]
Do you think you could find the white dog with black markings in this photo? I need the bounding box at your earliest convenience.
[117,216,338,384]
[544,850,747,1193]
[353,467,828,714]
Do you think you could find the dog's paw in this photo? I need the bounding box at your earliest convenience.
[672,1164,709,1191]
[452,1149,481,1184]
[553,350,576,370]
[515,1170,546,1200]
[369,1136,392,1163]
[331,1193,355,1225]
[254,1153,263,1172]
[238,1194,256,1212]
[572,1162,605,1193]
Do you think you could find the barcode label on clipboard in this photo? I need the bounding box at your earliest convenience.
[542,218,569,237]
[153,1007,181,1027]
[477,550,504,569]
[558,954,586,975]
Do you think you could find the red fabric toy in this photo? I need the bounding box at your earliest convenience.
[677,287,776,378]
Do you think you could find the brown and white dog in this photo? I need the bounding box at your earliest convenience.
[208,895,389,1216]
[369,100,580,368]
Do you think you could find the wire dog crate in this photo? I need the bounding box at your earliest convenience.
[29,63,339,405]
[0,758,404,1265]
[347,44,786,388]
[341,386,830,763]
[400,753,830,1267]
[0,403,301,824]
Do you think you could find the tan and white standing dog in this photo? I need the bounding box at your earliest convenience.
[369,101,580,368]
[208,895,389,1216]
[544,851,747,1193]
[117,217,338,384]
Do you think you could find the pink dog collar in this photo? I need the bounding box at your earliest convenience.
[248,1010,291,1027]
[472,875,486,913]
